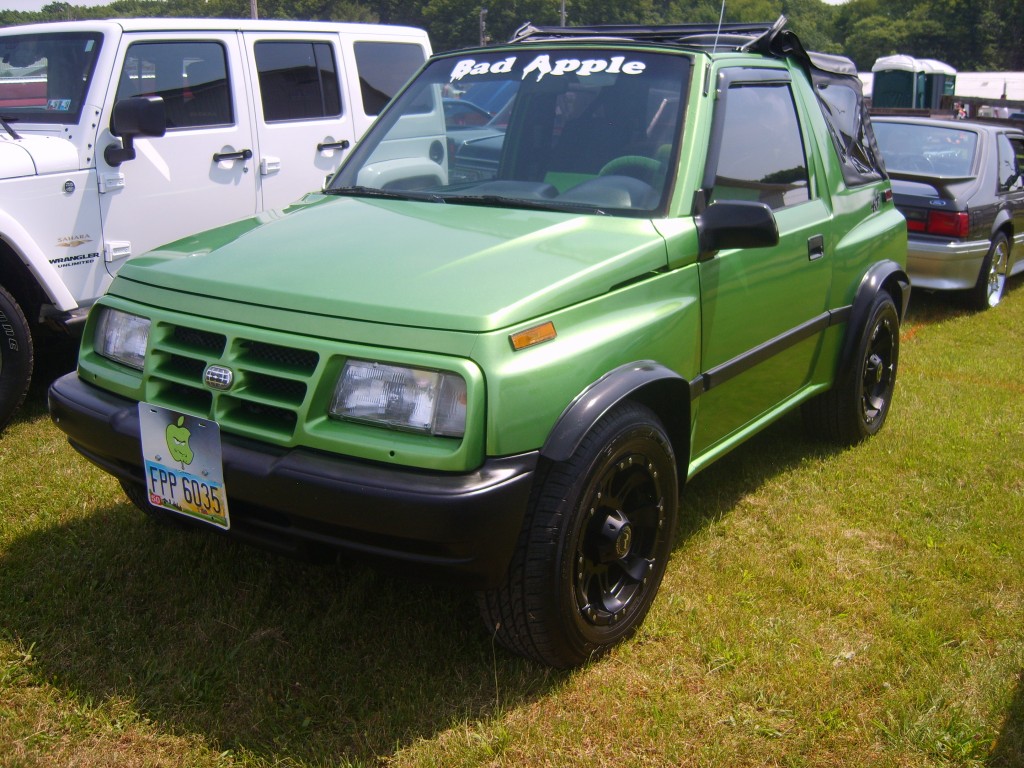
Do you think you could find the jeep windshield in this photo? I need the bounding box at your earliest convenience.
[0,31,102,124]
[328,48,690,216]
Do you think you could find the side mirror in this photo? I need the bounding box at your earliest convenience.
[694,200,780,259]
[104,96,167,167]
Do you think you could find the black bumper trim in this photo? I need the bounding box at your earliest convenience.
[49,373,537,586]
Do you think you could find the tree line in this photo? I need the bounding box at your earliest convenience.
[2,0,1021,71]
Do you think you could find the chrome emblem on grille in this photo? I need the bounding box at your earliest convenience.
[204,365,234,391]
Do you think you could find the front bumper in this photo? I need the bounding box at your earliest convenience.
[906,236,989,291]
[49,372,537,586]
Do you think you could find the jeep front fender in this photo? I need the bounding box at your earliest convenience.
[540,360,690,468]
[0,210,78,311]
[836,259,910,383]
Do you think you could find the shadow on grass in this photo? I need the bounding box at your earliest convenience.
[991,670,1024,767]
[0,504,566,763]
[903,269,1023,327]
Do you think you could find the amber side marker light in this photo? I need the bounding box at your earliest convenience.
[510,321,557,350]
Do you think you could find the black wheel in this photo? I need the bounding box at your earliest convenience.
[968,232,1009,310]
[120,479,198,529]
[478,401,679,668]
[0,284,33,433]
[803,291,900,445]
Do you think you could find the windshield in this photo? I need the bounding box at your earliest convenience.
[0,31,102,125]
[330,48,690,215]
[873,122,979,177]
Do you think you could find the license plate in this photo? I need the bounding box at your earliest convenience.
[138,403,230,529]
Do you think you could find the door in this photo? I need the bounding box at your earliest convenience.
[692,68,833,456]
[244,32,357,211]
[99,33,258,276]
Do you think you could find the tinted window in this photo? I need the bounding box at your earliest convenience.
[0,32,102,124]
[118,41,232,129]
[708,82,810,210]
[254,41,341,122]
[353,41,425,116]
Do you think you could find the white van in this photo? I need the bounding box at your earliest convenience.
[0,18,430,430]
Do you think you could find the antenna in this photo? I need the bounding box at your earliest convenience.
[713,1,726,51]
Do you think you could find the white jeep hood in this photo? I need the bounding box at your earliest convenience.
[0,134,80,179]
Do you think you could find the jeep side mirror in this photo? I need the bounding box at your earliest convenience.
[695,200,780,259]
[104,96,167,167]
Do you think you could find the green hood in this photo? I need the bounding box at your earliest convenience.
[117,195,670,333]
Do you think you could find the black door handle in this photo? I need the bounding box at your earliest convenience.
[213,148,253,163]
[317,140,350,152]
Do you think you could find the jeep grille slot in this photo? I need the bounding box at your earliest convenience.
[221,397,298,437]
[155,353,206,382]
[239,340,319,374]
[245,372,308,406]
[169,326,227,356]
[150,380,213,415]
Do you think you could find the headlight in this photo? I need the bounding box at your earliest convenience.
[95,308,151,370]
[330,359,467,437]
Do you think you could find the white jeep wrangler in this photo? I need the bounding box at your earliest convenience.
[0,17,430,430]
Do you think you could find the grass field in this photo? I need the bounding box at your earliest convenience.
[1,283,1022,767]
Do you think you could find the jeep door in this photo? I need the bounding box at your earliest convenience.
[99,33,258,275]
[691,67,833,459]
[243,32,355,210]
[244,33,428,210]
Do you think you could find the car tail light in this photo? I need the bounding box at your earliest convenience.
[926,210,969,238]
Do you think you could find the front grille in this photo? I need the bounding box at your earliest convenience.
[146,320,320,442]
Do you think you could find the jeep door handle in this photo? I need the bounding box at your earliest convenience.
[317,140,350,152]
[808,234,824,261]
[213,148,253,163]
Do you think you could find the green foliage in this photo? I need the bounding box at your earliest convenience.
[2,0,1022,70]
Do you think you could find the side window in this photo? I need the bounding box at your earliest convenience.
[707,82,810,210]
[997,134,1023,191]
[117,41,231,129]
[353,41,426,116]
[254,41,341,122]
[1014,138,1024,190]
[815,78,885,186]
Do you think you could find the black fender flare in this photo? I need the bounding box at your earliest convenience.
[540,361,690,468]
[836,259,910,383]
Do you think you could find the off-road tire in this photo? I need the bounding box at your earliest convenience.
[478,401,679,668]
[0,285,33,433]
[803,291,900,445]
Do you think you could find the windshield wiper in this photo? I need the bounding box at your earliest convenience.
[324,185,429,202]
[0,116,21,140]
[444,194,609,215]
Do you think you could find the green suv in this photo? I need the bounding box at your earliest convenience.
[50,19,908,668]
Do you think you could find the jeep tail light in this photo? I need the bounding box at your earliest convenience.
[925,210,969,238]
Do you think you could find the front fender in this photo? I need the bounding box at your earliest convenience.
[0,210,78,311]
[835,259,910,383]
[540,360,690,465]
